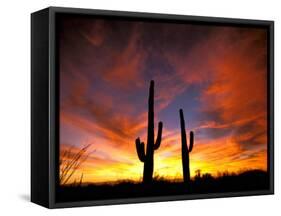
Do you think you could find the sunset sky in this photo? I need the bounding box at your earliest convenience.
[58,15,268,184]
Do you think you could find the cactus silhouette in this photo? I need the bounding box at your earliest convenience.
[135,80,163,183]
[179,109,194,184]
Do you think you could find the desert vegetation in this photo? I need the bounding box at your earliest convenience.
[179,109,195,185]
[135,80,163,183]
[57,169,268,202]
[59,144,92,186]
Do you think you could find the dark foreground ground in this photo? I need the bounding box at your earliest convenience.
[57,170,269,202]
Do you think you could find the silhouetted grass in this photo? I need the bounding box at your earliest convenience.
[57,169,269,202]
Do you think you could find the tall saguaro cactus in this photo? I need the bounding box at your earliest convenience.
[135,80,163,183]
[179,109,194,184]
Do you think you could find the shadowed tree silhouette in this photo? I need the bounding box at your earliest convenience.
[57,169,269,202]
[195,169,201,181]
[59,144,92,185]
[179,109,194,185]
[135,80,163,183]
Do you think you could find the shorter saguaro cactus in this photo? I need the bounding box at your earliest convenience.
[179,109,194,184]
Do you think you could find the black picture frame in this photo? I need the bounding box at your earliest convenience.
[31,6,274,208]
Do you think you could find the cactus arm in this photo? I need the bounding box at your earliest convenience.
[189,131,194,152]
[154,121,163,150]
[136,138,146,162]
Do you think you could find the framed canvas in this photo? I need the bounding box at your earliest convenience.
[31,7,274,208]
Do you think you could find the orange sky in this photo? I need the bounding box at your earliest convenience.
[58,16,268,184]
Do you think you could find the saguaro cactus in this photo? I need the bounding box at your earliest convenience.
[179,109,194,184]
[135,80,163,183]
